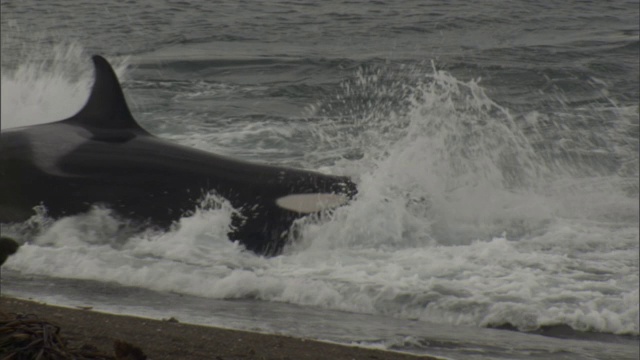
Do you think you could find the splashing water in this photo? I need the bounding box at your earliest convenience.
[303,62,573,248]
[1,40,128,129]
[288,61,638,334]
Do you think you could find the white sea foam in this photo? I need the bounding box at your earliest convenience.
[0,40,128,129]
[6,211,638,335]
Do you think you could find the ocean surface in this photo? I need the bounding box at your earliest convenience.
[1,1,638,359]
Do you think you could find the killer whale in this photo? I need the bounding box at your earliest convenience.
[0,55,357,255]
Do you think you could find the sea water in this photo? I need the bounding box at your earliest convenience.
[1,1,638,359]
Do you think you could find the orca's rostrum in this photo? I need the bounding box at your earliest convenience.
[0,55,357,255]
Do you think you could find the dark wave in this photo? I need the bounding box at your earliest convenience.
[488,323,640,346]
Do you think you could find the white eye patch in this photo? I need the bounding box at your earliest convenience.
[275,193,349,214]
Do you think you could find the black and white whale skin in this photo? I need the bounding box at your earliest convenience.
[0,55,357,255]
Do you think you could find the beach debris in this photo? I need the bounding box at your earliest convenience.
[0,312,146,360]
[162,317,179,323]
[0,237,20,266]
[113,340,147,360]
[0,312,107,359]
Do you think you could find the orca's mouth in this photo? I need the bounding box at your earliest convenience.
[275,193,350,214]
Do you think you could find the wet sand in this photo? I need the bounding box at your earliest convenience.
[1,297,441,360]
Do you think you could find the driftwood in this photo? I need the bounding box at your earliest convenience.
[0,312,146,360]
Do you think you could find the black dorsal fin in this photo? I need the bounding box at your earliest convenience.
[65,55,146,132]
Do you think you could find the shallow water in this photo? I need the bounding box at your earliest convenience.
[1,1,639,359]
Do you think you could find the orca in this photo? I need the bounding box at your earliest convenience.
[0,55,357,255]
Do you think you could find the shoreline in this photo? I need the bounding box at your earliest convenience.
[1,296,441,360]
